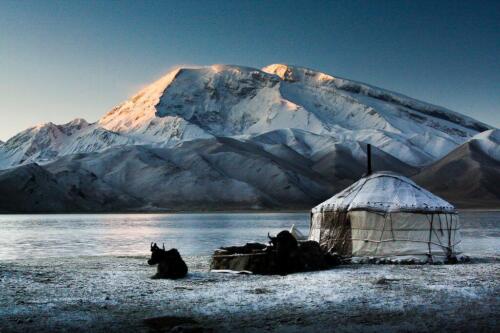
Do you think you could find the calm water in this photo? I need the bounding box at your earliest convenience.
[0,211,498,260]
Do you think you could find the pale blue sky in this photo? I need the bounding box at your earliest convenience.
[0,0,498,141]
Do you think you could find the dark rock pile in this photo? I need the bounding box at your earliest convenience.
[211,230,339,275]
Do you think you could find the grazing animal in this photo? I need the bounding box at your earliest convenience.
[148,243,188,279]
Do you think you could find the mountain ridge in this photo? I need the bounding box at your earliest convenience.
[0,63,497,212]
[0,63,492,170]
[413,129,500,208]
[0,128,419,213]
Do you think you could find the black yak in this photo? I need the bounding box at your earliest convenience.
[268,230,300,274]
[267,230,328,274]
[268,230,298,253]
[148,243,188,279]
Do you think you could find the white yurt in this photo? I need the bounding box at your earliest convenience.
[309,171,462,263]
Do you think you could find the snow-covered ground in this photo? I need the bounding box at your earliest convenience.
[1,211,498,332]
[0,254,498,332]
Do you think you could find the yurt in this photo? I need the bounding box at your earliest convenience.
[309,171,462,263]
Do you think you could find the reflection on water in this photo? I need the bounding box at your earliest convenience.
[459,210,500,258]
[0,211,498,260]
[0,213,309,259]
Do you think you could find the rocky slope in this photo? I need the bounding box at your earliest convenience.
[413,129,500,208]
[0,129,417,212]
[0,163,80,212]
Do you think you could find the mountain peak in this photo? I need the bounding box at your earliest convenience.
[66,118,89,126]
[33,121,55,130]
[1,63,494,170]
[262,64,335,83]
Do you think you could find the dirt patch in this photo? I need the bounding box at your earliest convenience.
[246,287,273,294]
[143,315,209,332]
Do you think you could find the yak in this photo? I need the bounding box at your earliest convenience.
[268,230,298,254]
[268,230,301,274]
[267,230,328,274]
[148,243,188,279]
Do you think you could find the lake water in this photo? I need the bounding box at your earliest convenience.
[0,211,498,260]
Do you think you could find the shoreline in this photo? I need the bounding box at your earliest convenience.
[1,207,499,215]
[0,209,310,215]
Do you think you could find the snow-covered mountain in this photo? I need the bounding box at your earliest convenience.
[0,64,491,170]
[0,130,417,212]
[414,129,500,207]
[0,63,497,212]
[0,118,137,169]
[469,129,500,162]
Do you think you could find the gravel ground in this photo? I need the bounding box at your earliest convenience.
[0,254,498,333]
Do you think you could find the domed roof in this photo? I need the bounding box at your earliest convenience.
[312,171,455,213]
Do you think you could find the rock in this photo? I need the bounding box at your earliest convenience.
[170,325,206,333]
[143,316,199,331]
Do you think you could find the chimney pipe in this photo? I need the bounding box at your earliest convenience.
[367,143,372,176]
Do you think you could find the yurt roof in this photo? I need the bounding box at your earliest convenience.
[312,171,455,214]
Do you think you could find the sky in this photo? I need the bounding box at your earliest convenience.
[0,0,498,141]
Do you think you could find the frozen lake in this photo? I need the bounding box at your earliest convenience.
[0,210,498,260]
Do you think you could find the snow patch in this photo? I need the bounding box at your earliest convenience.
[470,129,500,161]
